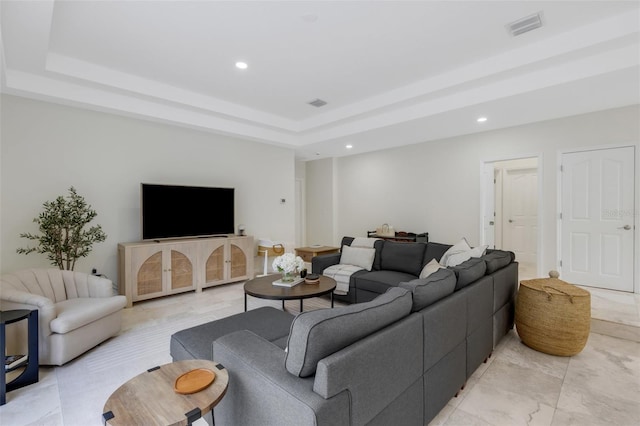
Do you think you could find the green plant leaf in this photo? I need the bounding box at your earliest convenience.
[16,187,107,270]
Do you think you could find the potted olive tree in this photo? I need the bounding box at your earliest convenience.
[17,187,107,271]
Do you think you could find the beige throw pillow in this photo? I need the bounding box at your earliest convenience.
[419,258,444,278]
[340,245,376,271]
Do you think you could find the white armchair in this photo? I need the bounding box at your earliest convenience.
[1,269,127,365]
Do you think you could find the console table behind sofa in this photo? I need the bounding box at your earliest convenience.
[366,231,428,243]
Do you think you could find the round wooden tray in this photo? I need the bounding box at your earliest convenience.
[174,368,216,394]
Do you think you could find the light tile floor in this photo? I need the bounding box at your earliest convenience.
[1,264,638,426]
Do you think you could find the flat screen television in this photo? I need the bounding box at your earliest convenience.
[141,183,234,240]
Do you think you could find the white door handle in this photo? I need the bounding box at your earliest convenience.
[618,225,631,230]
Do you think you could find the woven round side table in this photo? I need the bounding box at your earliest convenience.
[515,272,591,356]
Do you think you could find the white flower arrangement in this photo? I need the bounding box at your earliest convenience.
[272,253,305,274]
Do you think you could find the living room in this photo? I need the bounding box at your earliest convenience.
[1,1,639,425]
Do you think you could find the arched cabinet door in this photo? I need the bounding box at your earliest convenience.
[170,249,194,291]
[128,243,197,302]
[199,236,254,290]
[230,239,253,280]
[204,243,226,285]
[134,250,163,298]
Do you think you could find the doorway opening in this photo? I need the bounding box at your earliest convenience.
[481,156,541,279]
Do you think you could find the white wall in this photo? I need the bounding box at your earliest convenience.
[0,95,296,281]
[308,105,639,282]
[305,158,336,246]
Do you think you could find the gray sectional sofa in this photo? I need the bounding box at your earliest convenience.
[170,237,518,426]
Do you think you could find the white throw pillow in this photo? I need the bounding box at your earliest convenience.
[340,245,376,271]
[445,245,489,267]
[419,258,444,278]
[439,238,471,267]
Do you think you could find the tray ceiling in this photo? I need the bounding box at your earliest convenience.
[1,1,638,159]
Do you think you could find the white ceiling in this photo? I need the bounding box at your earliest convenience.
[1,1,639,160]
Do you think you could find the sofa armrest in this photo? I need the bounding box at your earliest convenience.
[0,288,56,336]
[313,314,423,425]
[312,253,341,274]
[213,330,349,426]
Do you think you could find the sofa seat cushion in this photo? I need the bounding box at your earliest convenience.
[448,258,487,291]
[170,306,294,361]
[399,268,457,312]
[50,296,127,334]
[482,250,514,274]
[354,270,418,294]
[285,287,412,377]
[380,241,426,276]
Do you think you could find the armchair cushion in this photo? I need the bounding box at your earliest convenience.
[50,296,127,334]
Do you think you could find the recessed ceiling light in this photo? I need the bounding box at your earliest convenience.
[477,117,488,123]
[235,62,248,70]
[346,144,353,149]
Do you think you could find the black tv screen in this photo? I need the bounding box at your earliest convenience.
[141,184,234,240]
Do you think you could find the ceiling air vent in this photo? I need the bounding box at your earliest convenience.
[308,98,327,108]
[507,12,543,37]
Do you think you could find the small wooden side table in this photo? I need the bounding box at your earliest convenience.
[1,309,39,406]
[294,246,340,263]
[103,360,228,426]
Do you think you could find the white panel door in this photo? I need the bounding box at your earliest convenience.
[561,147,635,291]
[503,168,538,264]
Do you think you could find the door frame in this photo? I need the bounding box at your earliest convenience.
[502,165,539,264]
[480,153,544,277]
[557,143,639,294]
[295,177,306,247]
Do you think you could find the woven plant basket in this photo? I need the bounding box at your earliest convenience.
[515,275,591,356]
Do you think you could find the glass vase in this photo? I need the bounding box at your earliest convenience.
[281,271,295,283]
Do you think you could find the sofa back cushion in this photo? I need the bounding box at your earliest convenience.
[1,269,116,303]
[482,250,514,274]
[448,258,487,290]
[341,236,355,248]
[399,268,457,312]
[284,287,412,377]
[423,242,451,265]
[380,241,426,276]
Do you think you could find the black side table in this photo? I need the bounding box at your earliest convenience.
[1,309,39,405]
